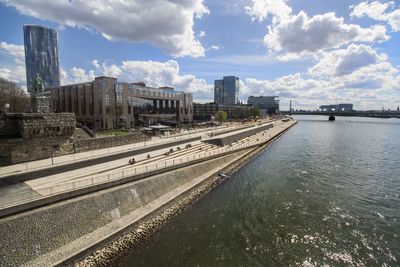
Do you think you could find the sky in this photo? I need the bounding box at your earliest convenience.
[0,0,400,110]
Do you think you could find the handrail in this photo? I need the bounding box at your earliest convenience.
[0,120,295,208]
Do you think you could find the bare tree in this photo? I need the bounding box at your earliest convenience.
[0,78,30,113]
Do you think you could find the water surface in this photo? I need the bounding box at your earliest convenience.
[118,115,400,266]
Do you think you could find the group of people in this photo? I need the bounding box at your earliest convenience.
[128,143,194,164]
[129,154,151,165]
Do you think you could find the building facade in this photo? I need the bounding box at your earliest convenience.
[193,102,252,121]
[47,76,192,129]
[24,25,60,93]
[214,76,239,105]
[248,96,280,114]
[319,104,353,112]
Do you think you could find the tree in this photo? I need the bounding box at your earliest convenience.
[215,110,227,123]
[0,78,30,113]
[250,107,261,118]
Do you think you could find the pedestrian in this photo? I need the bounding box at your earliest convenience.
[147,154,151,159]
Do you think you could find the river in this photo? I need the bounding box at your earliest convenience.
[117,115,400,266]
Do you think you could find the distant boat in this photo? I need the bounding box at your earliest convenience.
[328,115,335,121]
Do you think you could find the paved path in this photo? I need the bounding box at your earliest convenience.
[0,122,249,178]
[0,119,295,212]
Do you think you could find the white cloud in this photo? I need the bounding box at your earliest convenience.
[198,31,206,37]
[245,0,389,59]
[119,60,212,96]
[61,67,95,85]
[333,61,399,91]
[1,0,209,57]
[241,56,400,110]
[0,42,24,58]
[0,66,26,85]
[207,45,221,51]
[245,0,292,23]
[0,42,26,89]
[350,1,400,31]
[91,59,100,69]
[309,44,388,77]
[264,11,389,55]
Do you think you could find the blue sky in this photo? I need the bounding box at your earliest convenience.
[0,0,399,110]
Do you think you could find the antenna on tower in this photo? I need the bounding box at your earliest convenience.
[289,100,292,116]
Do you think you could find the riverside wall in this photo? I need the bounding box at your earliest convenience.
[0,150,248,266]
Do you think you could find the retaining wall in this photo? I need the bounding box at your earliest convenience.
[0,150,246,266]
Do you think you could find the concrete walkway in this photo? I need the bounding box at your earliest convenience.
[0,122,249,178]
[0,119,295,215]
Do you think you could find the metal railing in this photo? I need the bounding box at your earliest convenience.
[0,123,253,176]
[0,120,295,208]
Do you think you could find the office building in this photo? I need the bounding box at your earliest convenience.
[248,96,280,114]
[214,76,239,105]
[24,25,60,93]
[47,76,192,129]
[319,104,353,112]
[193,102,253,121]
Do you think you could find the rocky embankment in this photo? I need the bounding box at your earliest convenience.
[75,122,297,267]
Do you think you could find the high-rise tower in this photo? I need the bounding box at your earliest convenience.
[24,25,60,93]
[213,76,239,105]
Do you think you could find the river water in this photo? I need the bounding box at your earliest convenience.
[117,115,400,266]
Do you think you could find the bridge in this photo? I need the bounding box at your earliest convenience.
[281,111,400,118]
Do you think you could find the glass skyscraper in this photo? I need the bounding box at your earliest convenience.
[214,76,239,105]
[24,25,60,93]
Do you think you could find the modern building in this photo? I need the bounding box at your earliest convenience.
[214,76,240,105]
[248,96,280,115]
[193,102,253,122]
[319,104,353,112]
[47,76,192,129]
[24,25,60,93]
[193,102,219,122]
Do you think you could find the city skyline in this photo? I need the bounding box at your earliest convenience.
[0,0,400,110]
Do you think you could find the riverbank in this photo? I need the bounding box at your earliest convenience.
[74,121,297,266]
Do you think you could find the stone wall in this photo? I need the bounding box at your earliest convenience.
[0,113,75,139]
[0,113,76,165]
[73,132,149,154]
[0,113,150,165]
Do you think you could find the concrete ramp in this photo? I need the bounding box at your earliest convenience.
[203,123,274,146]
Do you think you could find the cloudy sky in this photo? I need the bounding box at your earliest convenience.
[0,0,399,110]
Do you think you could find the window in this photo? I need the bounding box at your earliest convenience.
[100,80,107,86]
[105,94,110,113]
[115,86,123,116]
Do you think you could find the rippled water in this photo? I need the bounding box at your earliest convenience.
[117,116,400,266]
